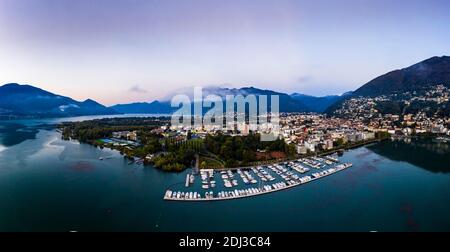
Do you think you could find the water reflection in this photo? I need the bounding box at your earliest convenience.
[1,122,450,231]
[0,114,167,148]
[0,122,39,147]
[367,138,450,173]
[0,121,59,146]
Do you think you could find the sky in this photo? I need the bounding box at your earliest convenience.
[0,0,449,105]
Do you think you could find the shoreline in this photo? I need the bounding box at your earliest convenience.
[203,138,383,172]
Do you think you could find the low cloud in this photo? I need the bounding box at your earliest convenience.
[129,85,147,93]
[297,75,312,83]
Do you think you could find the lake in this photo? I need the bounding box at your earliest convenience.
[0,116,449,231]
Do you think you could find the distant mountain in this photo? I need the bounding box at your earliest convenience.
[354,56,450,97]
[110,101,174,114]
[110,86,311,113]
[214,87,309,112]
[0,83,118,117]
[290,93,344,113]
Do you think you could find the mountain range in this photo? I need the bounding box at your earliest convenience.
[110,101,174,114]
[111,87,320,114]
[290,92,352,113]
[112,87,357,114]
[325,55,450,114]
[0,83,117,117]
[1,55,449,117]
[353,56,450,97]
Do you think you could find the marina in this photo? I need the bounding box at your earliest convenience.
[164,155,353,201]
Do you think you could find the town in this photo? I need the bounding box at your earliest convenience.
[332,84,450,136]
[59,85,449,174]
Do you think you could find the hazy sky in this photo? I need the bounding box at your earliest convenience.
[0,0,449,105]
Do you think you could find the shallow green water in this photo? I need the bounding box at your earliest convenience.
[0,117,449,231]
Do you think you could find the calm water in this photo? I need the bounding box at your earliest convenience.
[0,117,450,231]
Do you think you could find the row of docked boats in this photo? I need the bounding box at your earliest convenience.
[311,163,352,179]
[196,156,339,191]
[251,166,275,182]
[312,156,334,165]
[268,164,300,183]
[299,158,323,169]
[165,190,202,200]
[324,154,339,163]
[220,170,238,188]
[164,190,216,200]
[286,161,310,174]
[237,169,258,184]
[200,170,215,189]
[217,188,263,198]
[216,183,285,199]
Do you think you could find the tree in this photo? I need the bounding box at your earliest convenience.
[334,138,345,147]
[187,130,192,140]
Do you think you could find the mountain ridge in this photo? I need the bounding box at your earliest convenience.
[353,56,450,97]
[6,55,448,118]
[290,93,347,113]
[110,86,312,114]
[325,55,450,114]
[0,83,118,117]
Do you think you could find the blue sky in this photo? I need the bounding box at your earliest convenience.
[0,0,449,105]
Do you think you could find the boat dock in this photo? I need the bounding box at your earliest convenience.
[164,161,353,202]
[185,174,190,187]
[185,173,195,187]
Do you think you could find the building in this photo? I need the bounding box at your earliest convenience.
[363,132,375,140]
[112,131,129,139]
[347,132,364,142]
[127,131,138,141]
[325,139,334,150]
[297,144,308,155]
[304,141,316,152]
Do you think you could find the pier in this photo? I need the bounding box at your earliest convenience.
[185,174,190,187]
